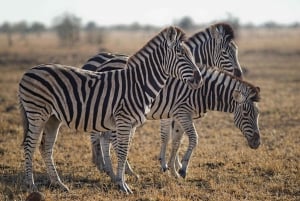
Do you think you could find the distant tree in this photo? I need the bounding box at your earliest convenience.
[176,16,194,30]
[262,21,280,29]
[129,22,141,30]
[13,21,29,41]
[53,13,81,47]
[84,21,105,45]
[85,21,97,31]
[289,22,300,28]
[13,21,28,33]
[243,22,255,29]
[220,13,240,37]
[0,22,13,46]
[30,22,46,36]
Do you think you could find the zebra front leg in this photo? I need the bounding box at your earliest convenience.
[170,121,183,170]
[176,117,198,178]
[108,130,139,180]
[159,119,172,172]
[168,120,184,178]
[115,119,134,194]
[91,131,106,172]
[101,131,115,180]
[39,116,69,191]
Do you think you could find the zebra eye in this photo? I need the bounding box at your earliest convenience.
[176,44,183,55]
[222,49,228,55]
[242,105,251,117]
[243,111,250,117]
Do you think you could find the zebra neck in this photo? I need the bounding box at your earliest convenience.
[126,53,168,106]
[186,29,215,67]
[200,67,238,113]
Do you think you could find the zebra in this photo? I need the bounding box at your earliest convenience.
[86,23,245,179]
[157,68,261,178]
[18,26,203,194]
[87,57,261,180]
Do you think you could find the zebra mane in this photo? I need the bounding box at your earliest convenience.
[126,26,187,65]
[208,67,261,102]
[213,23,235,40]
[190,23,235,42]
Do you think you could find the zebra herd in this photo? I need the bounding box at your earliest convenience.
[18,23,261,194]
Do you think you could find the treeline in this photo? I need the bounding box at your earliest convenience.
[1,13,299,47]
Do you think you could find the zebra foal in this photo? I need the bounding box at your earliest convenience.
[18,26,203,194]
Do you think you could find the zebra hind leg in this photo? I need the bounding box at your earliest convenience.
[109,130,139,180]
[114,119,134,194]
[23,116,46,192]
[91,131,106,172]
[39,115,69,191]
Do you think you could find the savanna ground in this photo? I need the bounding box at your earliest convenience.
[0,27,299,201]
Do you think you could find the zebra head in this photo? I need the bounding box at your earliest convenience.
[232,85,261,149]
[210,23,243,78]
[163,26,203,89]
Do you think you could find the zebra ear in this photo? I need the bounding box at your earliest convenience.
[211,25,223,43]
[233,90,244,103]
[166,26,177,47]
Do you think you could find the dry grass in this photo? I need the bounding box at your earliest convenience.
[0,28,299,201]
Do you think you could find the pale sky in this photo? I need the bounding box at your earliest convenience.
[0,0,299,27]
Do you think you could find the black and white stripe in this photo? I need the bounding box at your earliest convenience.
[18,26,202,193]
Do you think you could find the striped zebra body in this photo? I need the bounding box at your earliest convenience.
[156,68,261,178]
[18,26,202,193]
[87,23,245,179]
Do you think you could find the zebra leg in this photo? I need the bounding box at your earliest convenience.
[159,119,172,172]
[115,119,134,194]
[176,117,198,178]
[23,119,45,192]
[91,131,106,172]
[170,121,183,170]
[39,115,69,191]
[125,159,139,180]
[101,131,115,180]
[168,120,184,178]
[107,130,139,180]
[124,127,139,180]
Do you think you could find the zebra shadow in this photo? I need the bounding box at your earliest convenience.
[0,165,110,195]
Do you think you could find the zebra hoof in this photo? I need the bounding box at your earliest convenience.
[118,182,133,194]
[161,166,169,172]
[178,169,186,178]
[26,183,38,193]
[49,183,69,192]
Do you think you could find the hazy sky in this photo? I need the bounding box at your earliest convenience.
[1,0,299,26]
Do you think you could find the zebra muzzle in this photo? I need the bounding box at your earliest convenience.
[187,69,203,89]
[248,131,260,149]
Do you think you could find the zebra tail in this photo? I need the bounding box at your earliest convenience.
[18,94,28,147]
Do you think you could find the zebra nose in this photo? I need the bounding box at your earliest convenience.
[248,132,260,149]
[193,69,203,87]
[234,68,243,79]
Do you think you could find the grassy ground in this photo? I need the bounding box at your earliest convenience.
[0,28,299,201]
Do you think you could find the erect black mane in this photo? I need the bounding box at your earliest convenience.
[213,22,235,40]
